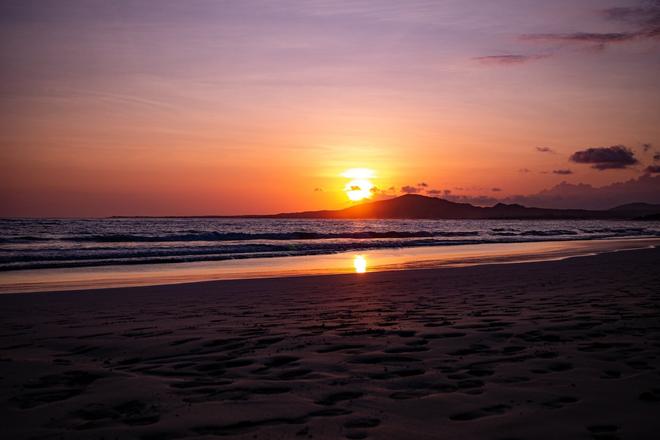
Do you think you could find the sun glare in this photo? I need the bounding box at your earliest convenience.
[343,168,375,201]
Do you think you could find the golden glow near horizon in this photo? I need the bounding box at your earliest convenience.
[343,168,375,201]
[353,255,367,273]
[3,1,659,218]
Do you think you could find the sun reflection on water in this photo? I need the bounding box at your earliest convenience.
[353,255,367,273]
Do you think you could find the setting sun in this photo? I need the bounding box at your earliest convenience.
[343,168,375,202]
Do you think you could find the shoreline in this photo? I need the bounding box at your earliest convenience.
[1,248,659,439]
[1,236,659,295]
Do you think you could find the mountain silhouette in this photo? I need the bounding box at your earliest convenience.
[267,194,660,220]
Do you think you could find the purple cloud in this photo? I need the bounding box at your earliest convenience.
[522,2,660,50]
[503,174,660,209]
[444,194,500,207]
[570,145,638,170]
[474,54,548,65]
[522,32,636,46]
[553,169,573,175]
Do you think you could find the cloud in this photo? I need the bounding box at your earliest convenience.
[369,186,397,201]
[313,187,323,192]
[603,3,660,35]
[475,0,660,66]
[401,185,420,194]
[521,1,660,50]
[654,152,660,161]
[423,175,660,209]
[569,145,639,170]
[444,194,500,207]
[642,142,653,152]
[427,189,453,197]
[473,54,548,65]
[436,174,660,210]
[553,169,573,175]
[536,146,555,153]
[518,168,531,173]
[401,182,431,194]
[521,32,636,47]
[491,187,502,192]
[502,174,660,209]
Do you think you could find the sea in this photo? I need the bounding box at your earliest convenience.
[2,218,659,272]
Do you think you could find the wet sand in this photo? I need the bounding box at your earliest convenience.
[1,248,659,439]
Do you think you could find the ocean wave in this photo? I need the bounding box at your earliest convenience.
[11,230,481,243]
[2,233,659,271]
[1,218,659,271]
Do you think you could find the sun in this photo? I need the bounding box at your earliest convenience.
[342,168,375,201]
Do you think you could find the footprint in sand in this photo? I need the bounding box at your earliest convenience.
[587,424,621,440]
[449,404,512,421]
[344,417,380,439]
[316,390,363,406]
[12,370,105,409]
[541,395,579,409]
[639,388,660,402]
[75,400,160,427]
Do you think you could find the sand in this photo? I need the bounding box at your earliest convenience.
[1,247,659,439]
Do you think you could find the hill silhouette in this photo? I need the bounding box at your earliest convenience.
[268,194,660,220]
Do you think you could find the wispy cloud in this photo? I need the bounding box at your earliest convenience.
[522,1,660,50]
[521,32,637,47]
[443,194,499,207]
[473,54,548,65]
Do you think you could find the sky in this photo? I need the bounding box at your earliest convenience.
[1,0,659,216]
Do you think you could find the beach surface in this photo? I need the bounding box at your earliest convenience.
[1,248,659,439]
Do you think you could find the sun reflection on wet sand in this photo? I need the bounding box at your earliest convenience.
[353,255,367,273]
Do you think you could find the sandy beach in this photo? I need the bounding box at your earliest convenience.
[1,247,659,439]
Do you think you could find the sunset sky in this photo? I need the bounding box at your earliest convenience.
[1,0,659,217]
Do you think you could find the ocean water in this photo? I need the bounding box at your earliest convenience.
[1,218,659,271]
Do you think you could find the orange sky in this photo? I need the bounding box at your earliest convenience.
[1,0,659,216]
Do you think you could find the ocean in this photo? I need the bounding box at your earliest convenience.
[2,218,659,272]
